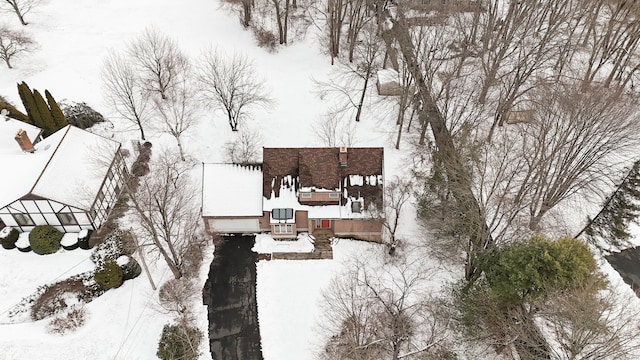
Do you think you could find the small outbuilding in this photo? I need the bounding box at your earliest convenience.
[376,68,402,96]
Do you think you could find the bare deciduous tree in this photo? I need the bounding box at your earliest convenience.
[102,51,152,140]
[126,150,201,279]
[153,79,199,161]
[382,177,413,255]
[312,112,357,147]
[0,25,34,68]
[319,254,452,360]
[540,285,640,360]
[514,84,640,231]
[128,28,189,101]
[0,0,40,25]
[196,48,272,131]
[224,127,263,164]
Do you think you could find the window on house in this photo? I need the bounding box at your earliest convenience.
[352,201,362,213]
[97,190,105,204]
[272,208,294,220]
[107,169,114,180]
[57,212,77,225]
[301,192,312,199]
[13,213,34,226]
[273,224,293,234]
[329,193,340,199]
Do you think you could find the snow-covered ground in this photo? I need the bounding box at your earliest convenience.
[3,0,640,359]
[0,0,409,359]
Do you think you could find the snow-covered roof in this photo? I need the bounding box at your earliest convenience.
[0,124,121,210]
[202,163,264,217]
[0,117,42,153]
[263,185,373,220]
[31,126,120,210]
[377,68,399,85]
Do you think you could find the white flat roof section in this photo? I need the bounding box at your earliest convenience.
[202,163,264,217]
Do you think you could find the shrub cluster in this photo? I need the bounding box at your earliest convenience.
[94,260,124,290]
[157,323,202,360]
[48,305,86,335]
[118,255,142,281]
[131,141,152,177]
[0,227,19,249]
[90,231,126,267]
[60,101,105,129]
[251,25,277,51]
[31,279,91,321]
[29,225,63,255]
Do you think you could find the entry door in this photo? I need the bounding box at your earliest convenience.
[320,219,331,228]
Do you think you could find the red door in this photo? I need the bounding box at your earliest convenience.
[321,219,331,228]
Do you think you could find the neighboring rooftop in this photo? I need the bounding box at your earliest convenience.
[202,163,264,217]
[0,122,121,210]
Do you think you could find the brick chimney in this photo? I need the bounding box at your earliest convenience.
[339,146,348,166]
[15,129,35,153]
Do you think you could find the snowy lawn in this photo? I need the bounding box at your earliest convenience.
[257,239,386,359]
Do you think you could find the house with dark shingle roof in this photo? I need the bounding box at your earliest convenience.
[202,147,384,242]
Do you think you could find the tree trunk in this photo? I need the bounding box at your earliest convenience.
[283,0,290,44]
[273,0,285,44]
[384,5,493,282]
[242,0,252,27]
[355,69,370,122]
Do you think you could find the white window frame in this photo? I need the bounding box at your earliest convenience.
[329,193,340,198]
[273,224,293,234]
[57,212,77,226]
[13,213,34,226]
[301,192,312,198]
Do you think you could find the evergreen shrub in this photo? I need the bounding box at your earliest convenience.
[157,323,202,360]
[60,101,105,129]
[0,227,19,249]
[29,225,63,255]
[94,260,124,290]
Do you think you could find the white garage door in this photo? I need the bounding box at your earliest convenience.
[208,218,260,233]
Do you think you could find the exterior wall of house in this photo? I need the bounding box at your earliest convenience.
[0,199,94,233]
[271,223,297,239]
[89,149,127,231]
[376,80,402,96]
[205,217,261,233]
[295,210,309,231]
[259,211,271,231]
[298,191,341,204]
[334,219,384,242]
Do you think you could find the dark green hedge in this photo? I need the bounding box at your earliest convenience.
[94,260,123,290]
[29,225,63,255]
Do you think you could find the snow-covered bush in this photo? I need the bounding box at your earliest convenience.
[90,231,126,267]
[29,225,62,255]
[117,255,142,281]
[47,304,86,335]
[94,260,124,290]
[0,227,19,249]
[60,101,105,129]
[131,141,152,176]
[251,25,276,51]
[31,279,91,321]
